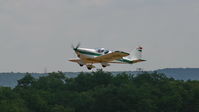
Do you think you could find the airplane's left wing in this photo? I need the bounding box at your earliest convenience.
[87,51,129,63]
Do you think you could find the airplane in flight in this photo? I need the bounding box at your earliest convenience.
[69,44,146,70]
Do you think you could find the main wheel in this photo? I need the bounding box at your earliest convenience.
[87,67,92,70]
[102,65,106,68]
[79,64,84,67]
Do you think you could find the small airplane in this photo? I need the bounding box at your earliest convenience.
[69,44,146,70]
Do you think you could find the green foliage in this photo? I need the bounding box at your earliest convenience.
[32,71,66,91]
[17,73,36,88]
[0,87,28,112]
[0,70,199,112]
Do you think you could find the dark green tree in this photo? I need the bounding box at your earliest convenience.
[17,73,36,87]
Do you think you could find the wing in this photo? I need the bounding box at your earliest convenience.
[87,51,129,63]
[69,59,81,63]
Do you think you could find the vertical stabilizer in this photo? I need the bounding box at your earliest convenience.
[130,46,143,60]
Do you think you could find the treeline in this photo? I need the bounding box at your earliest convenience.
[0,70,199,112]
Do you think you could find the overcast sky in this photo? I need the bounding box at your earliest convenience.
[0,0,199,72]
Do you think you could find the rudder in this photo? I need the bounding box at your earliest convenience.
[130,46,143,60]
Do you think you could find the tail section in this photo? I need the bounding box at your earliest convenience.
[129,46,146,63]
[130,46,143,60]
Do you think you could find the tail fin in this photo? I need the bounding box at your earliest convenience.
[130,46,143,60]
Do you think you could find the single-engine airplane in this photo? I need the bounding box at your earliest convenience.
[69,44,146,70]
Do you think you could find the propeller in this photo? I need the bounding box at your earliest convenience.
[71,43,81,50]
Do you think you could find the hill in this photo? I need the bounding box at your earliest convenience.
[156,68,199,80]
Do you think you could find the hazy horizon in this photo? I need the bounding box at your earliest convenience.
[1,0,199,72]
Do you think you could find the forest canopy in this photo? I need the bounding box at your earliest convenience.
[0,70,199,112]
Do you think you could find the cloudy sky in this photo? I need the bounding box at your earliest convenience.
[0,0,199,72]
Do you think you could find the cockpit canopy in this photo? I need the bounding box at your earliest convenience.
[96,48,111,54]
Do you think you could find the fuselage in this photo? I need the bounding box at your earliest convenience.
[74,48,133,64]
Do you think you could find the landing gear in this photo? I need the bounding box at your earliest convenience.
[87,67,92,70]
[102,65,106,68]
[79,64,84,67]
[101,63,110,68]
[86,65,95,70]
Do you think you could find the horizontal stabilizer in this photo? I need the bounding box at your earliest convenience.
[132,59,146,63]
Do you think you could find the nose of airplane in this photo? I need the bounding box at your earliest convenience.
[73,47,78,51]
[72,43,81,51]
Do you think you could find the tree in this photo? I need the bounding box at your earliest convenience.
[1,71,199,112]
[17,73,36,88]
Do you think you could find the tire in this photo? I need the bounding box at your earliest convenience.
[87,67,92,70]
[102,65,106,68]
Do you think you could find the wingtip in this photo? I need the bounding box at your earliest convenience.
[68,59,76,62]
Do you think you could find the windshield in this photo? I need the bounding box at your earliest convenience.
[96,48,107,53]
[104,50,109,54]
